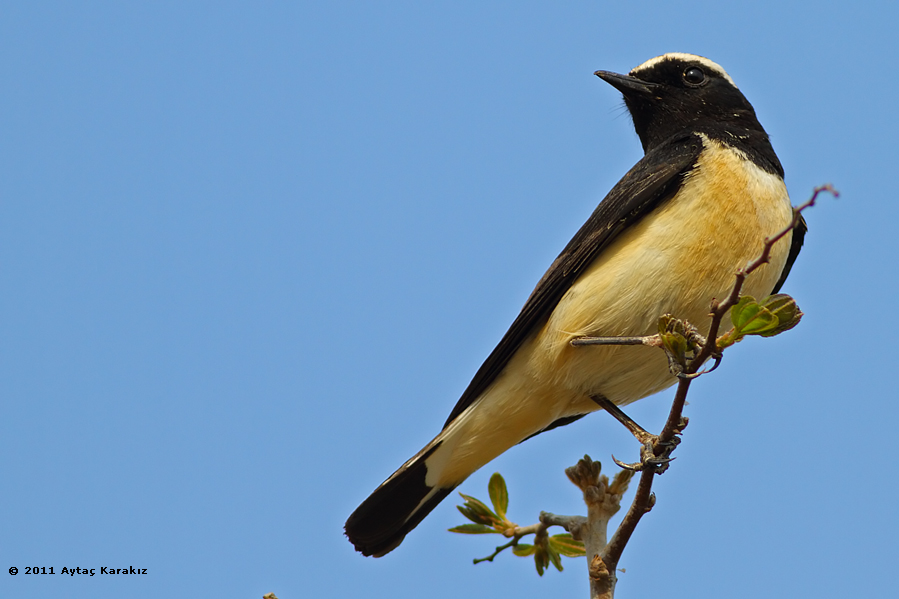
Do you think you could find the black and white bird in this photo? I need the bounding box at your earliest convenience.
[345,53,805,557]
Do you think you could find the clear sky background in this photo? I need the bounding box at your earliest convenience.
[2,2,897,598]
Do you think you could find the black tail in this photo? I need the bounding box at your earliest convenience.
[345,443,455,557]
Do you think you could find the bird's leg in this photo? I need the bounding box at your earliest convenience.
[571,335,661,348]
[571,327,718,378]
[589,394,653,445]
[589,394,681,473]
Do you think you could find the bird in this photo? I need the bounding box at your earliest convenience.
[345,53,806,557]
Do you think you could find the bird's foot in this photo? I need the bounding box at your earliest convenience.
[590,394,688,474]
[612,431,682,474]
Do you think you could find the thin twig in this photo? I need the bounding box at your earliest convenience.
[473,522,544,564]
[601,376,689,569]
[473,538,520,564]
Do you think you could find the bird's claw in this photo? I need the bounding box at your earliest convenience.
[612,436,679,473]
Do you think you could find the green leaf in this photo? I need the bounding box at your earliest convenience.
[512,543,535,557]
[457,493,499,526]
[458,493,495,517]
[762,293,795,318]
[725,294,803,343]
[758,294,803,337]
[456,505,494,527]
[487,473,509,518]
[549,533,586,557]
[657,314,691,363]
[730,295,760,330]
[534,546,547,576]
[447,523,497,534]
[456,505,482,525]
[740,307,778,334]
[730,295,789,336]
[546,542,564,572]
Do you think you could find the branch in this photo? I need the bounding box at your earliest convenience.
[472,531,533,564]
[587,184,838,597]
[450,473,590,573]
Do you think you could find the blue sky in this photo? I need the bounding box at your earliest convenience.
[2,2,897,598]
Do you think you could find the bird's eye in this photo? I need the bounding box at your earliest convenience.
[683,67,705,85]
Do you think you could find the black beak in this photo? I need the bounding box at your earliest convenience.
[594,70,659,96]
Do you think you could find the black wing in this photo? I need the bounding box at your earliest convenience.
[442,133,704,428]
[771,214,807,294]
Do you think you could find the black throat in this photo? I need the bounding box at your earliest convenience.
[626,97,784,178]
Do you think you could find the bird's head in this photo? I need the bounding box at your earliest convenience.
[596,53,765,152]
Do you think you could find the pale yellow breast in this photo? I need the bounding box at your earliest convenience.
[429,137,794,487]
[532,135,794,407]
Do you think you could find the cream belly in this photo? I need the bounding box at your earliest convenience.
[432,137,793,486]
